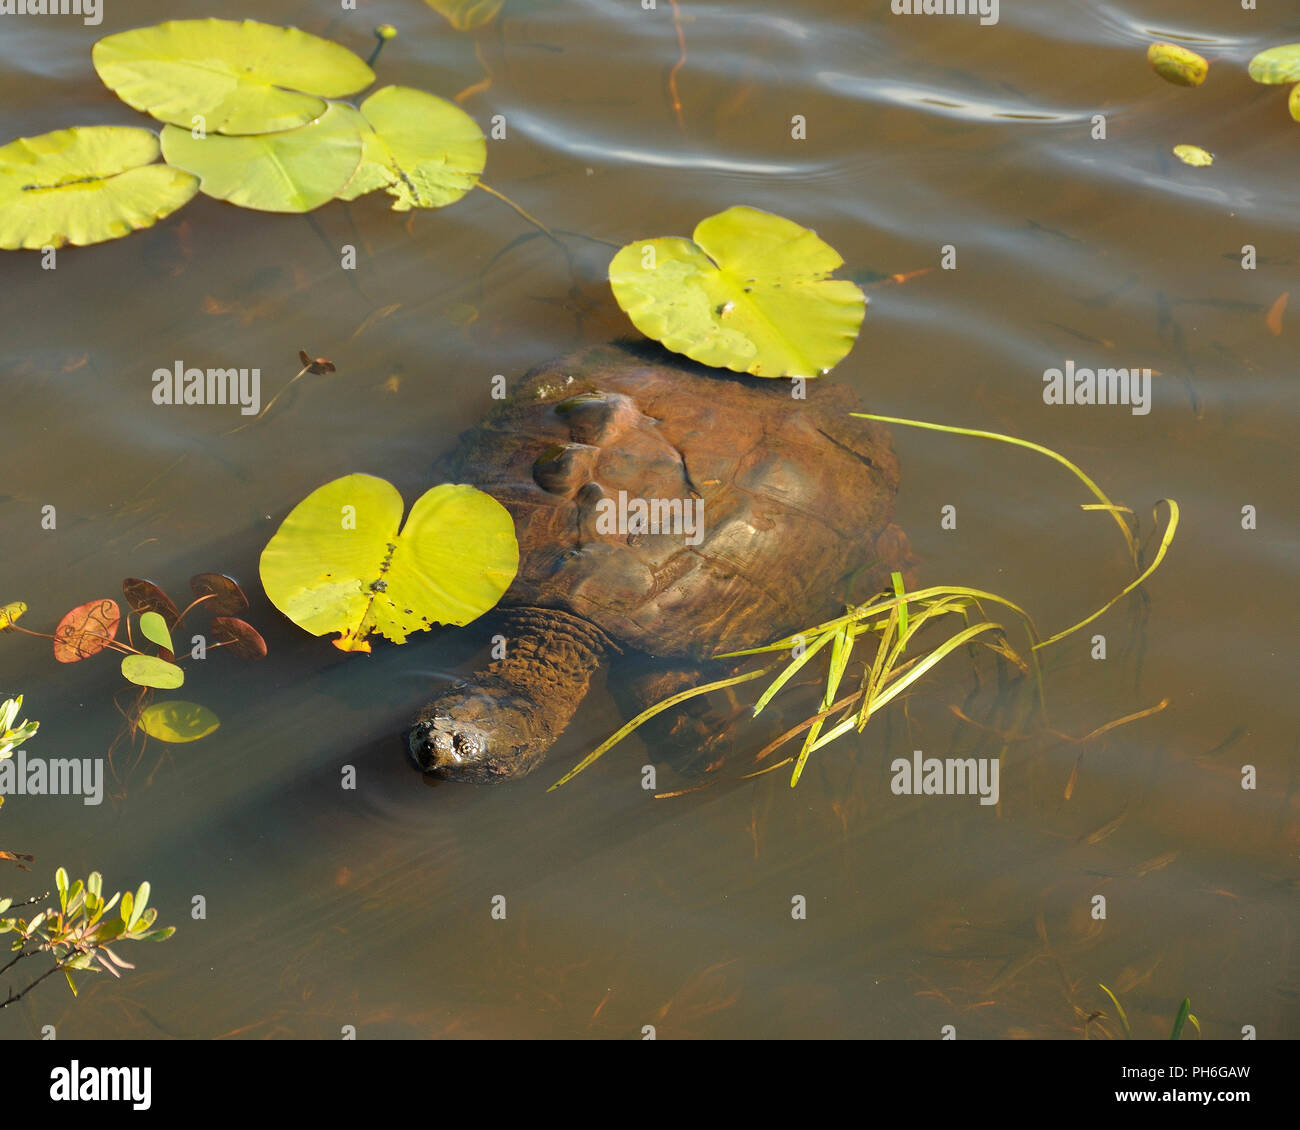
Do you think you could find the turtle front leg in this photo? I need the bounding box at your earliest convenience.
[613,659,756,775]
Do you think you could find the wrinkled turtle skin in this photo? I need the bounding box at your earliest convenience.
[409,341,913,784]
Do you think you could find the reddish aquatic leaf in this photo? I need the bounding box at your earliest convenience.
[122,577,181,628]
[210,617,267,659]
[53,599,121,663]
[297,349,335,375]
[189,572,249,617]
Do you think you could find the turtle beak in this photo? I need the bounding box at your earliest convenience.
[407,720,435,770]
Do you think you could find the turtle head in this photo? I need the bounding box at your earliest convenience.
[407,682,548,784]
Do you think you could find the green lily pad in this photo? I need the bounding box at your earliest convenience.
[608,206,866,378]
[1146,43,1209,87]
[1248,44,1300,84]
[336,87,485,211]
[423,0,505,31]
[121,654,185,689]
[92,18,375,135]
[137,700,220,743]
[1173,144,1214,167]
[0,127,197,251]
[259,474,519,653]
[160,102,363,213]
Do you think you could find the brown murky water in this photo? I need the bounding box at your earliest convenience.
[1,0,1297,1039]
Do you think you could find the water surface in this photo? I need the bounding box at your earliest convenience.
[1,0,1297,1039]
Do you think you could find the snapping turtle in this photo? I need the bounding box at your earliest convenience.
[408,342,911,783]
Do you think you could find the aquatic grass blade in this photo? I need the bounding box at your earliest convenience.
[851,412,1140,567]
[549,665,773,790]
[1034,500,1179,650]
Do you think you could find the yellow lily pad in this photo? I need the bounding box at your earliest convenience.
[93,18,375,135]
[608,206,866,378]
[336,86,485,211]
[160,102,363,213]
[259,474,519,653]
[0,127,197,251]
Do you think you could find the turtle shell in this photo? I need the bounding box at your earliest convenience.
[438,343,902,660]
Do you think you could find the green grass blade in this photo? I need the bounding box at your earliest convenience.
[1035,500,1179,650]
[1098,983,1132,1039]
[549,665,773,790]
[890,571,908,639]
[852,412,1140,566]
[808,621,1004,754]
[752,629,834,716]
[1170,997,1192,1041]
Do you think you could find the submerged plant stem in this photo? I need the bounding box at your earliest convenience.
[476,181,561,248]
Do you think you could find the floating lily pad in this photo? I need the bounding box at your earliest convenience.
[161,102,364,213]
[123,578,181,628]
[137,700,219,743]
[1290,85,1300,122]
[53,599,121,663]
[0,127,197,251]
[259,474,519,653]
[423,0,505,32]
[189,573,249,617]
[121,654,185,689]
[336,86,485,211]
[210,617,267,659]
[1147,43,1209,87]
[93,18,375,135]
[1173,144,1214,167]
[138,611,173,652]
[608,206,866,378]
[1247,44,1300,84]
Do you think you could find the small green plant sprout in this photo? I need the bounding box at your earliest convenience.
[0,868,174,1007]
[0,126,198,251]
[552,418,1177,790]
[1147,43,1209,87]
[260,475,519,653]
[0,573,264,744]
[609,207,866,379]
[1247,44,1300,122]
[1096,983,1200,1040]
[0,695,39,764]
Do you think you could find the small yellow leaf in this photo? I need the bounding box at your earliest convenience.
[0,601,26,630]
[1173,144,1214,167]
[1148,43,1209,87]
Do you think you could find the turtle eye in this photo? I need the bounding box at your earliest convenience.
[453,730,484,760]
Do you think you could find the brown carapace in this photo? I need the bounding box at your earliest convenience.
[408,342,913,783]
